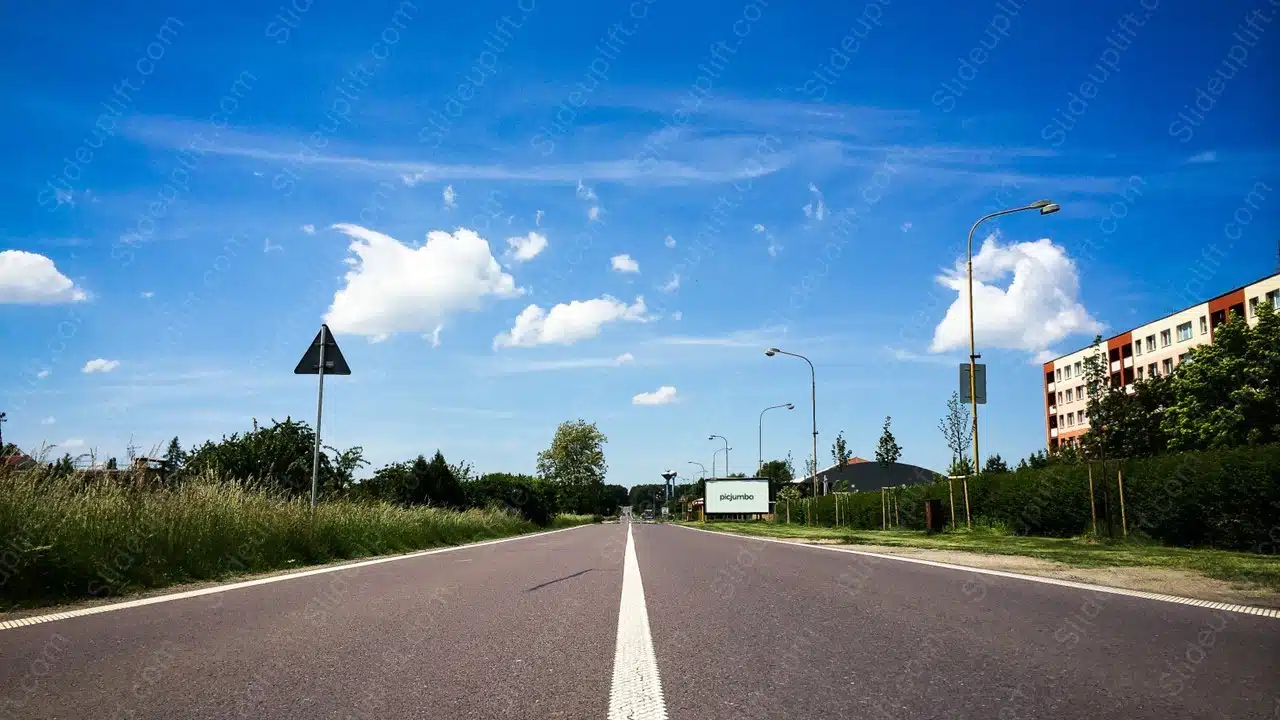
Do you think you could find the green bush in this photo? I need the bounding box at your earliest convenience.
[0,468,547,609]
[772,445,1280,552]
[463,473,560,526]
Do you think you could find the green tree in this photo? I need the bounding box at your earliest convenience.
[182,417,365,498]
[874,416,901,468]
[105,457,118,470]
[757,458,794,498]
[983,454,1009,473]
[1163,304,1280,450]
[163,436,186,469]
[536,419,609,514]
[938,392,971,469]
[831,430,852,469]
[947,456,974,476]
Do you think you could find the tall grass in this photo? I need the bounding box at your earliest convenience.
[0,468,591,609]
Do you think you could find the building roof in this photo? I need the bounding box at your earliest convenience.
[1045,270,1279,365]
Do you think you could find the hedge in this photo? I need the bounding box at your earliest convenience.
[771,444,1280,552]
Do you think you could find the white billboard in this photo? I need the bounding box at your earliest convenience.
[705,479,770,514]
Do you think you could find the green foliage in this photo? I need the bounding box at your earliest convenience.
[757,458,794,497]
[461,473,560,526]
[938,392,971,466]
[875,416,902,468]
[163,436,186,469]
[536,419,609,514]
[181,417,367,498]
[831,430,852,469]
[947,456,974,477]
[773,444,1280,552]
[983,454,1009,474]
[0,468,553,608]
[1164,304,1280,450]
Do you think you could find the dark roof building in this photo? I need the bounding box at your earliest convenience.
[797,457,940,493]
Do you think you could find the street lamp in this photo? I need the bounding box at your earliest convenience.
[709,434,729,477]
[965,200,1060,486]
[687,461,707,479]
[765,347,819,498]
[758,403,794,475]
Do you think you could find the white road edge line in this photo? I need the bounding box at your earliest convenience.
[607,522,668,720]
[673,524,1280,620]
[0,524,594,632]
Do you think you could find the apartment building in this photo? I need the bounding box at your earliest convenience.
[1043,271,1280,452]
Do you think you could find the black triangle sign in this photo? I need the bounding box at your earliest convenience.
[294,325,351,375]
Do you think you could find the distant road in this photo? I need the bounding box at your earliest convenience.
[2,522,1277,719]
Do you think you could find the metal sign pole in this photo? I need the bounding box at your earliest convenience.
[310,327,327,512]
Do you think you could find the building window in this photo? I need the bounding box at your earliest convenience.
[1179,353,1189,364]
[1135,340,1142,356]
[1149,362,1158,377]
[1078,385,1085,399]
[1177,321,1192,341]
[1200,316,1208,334]
[1057,391,1063,405]
[1065,388,1073,402]
[1146,335,1156,352]
[1067,413,1074,427]
[1056,368,1061,383]
[1136,366,1144,380]
[1073,361,1082,376]
[1163,358,1173,375]
[1160,329,1171,347]
[1268,290,1279,309]
[1249,297,1259,317]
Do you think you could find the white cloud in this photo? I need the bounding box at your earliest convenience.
[141,291,154,299]
[59,438,84,449]
[429,324,443,347]
[535,210,544,227]
[506,232,548,262]
[754,224,780,256]
[753,224,766,233]
[802,183,826,221]
[0,250,88,304]
[36,369,50,379]
[929,235,1103,357]
[1032,349,1056,364]
[324,224,523,340]
[492,352,635,374]
[664,235,676,248]
[301,224,316,234]
[1185,151,1217,164]
[632,385,678,405]
[671,311,682,321]
[901,221,913,232]
[442,184,457,208]
[660,273,681,293]
[40,417,56,425]
[82,358,120,374]
[588,206,601,222]
[576,180,597,201]
[494,295,651,348]
[611,254,640,273]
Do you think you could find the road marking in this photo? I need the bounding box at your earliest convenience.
[0,524,593,632]
[674,524,1280,620]
[608,523,668,720]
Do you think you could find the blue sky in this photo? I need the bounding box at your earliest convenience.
[2,0,1277,484]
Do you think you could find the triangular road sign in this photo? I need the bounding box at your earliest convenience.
[294,325,351,375]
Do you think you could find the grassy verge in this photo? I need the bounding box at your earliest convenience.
[0,470,595,610]
[682,521,1280,592]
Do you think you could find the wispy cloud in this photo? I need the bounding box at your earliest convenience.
[1184,150,1217,164]
[651,326,788,348]
[126,116,793,186]
[485,352,636,375]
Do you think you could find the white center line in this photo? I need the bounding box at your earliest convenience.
[607,522,668,720]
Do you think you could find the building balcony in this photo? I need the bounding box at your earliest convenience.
[1123,356,1133,368]
[1050,428,1059,438]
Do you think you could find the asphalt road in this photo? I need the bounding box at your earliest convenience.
[2,521,1277,719]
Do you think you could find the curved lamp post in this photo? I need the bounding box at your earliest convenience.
[964,200,1059,528]
[758,403,794,475]
[765,347,818,498]
[709,434,729,477]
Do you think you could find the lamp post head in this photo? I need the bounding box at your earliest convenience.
[784,403,794,410]
[1039,202,1060,215]
[764,348,777,357]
